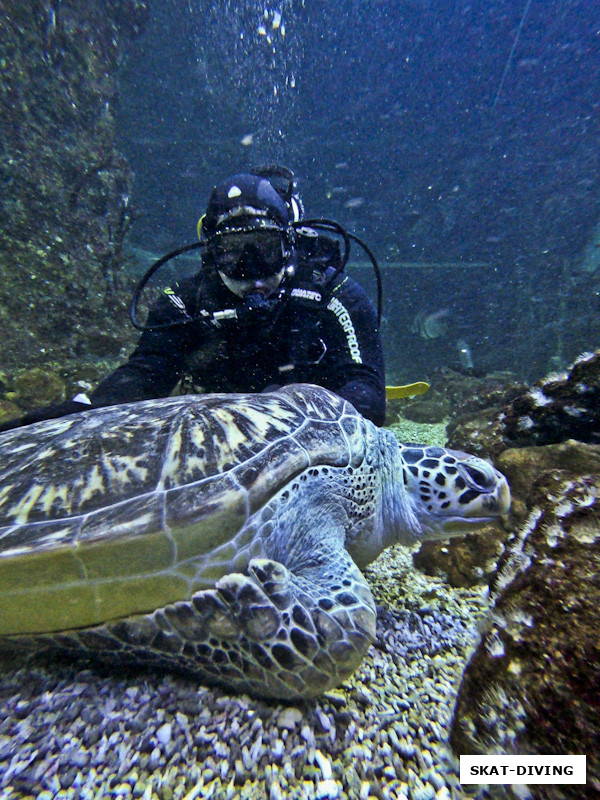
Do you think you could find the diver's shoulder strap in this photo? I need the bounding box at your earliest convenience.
[288,284,329,306]
[287,262,342,310]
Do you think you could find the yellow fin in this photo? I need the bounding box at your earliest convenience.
[385,381,430,400]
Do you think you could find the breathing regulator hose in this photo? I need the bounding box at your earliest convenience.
[129,220,383,332]
[292,219,383,325]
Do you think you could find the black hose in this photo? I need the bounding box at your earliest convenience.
[129,241,204,331]
[347,232,383,326]
[296,219,351,277]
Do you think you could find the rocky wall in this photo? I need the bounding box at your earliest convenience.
[0,0,148,371]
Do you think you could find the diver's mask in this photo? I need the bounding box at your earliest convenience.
[206,227,291,301]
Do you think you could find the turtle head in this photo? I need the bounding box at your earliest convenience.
[395,444,511,542]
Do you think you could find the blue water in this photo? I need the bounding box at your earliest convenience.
[117,0,600,380]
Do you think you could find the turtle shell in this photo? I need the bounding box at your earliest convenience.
[0,384,369,636]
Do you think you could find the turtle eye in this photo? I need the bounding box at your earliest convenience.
[461,463,494,490]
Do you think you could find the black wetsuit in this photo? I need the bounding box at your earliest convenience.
[91,268,386,425]
[0,267,386,431]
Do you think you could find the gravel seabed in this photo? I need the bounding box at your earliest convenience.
[0,419,491,800]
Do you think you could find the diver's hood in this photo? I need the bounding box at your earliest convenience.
[202,174,291,238]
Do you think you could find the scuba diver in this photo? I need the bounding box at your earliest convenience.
[0,166,386,431]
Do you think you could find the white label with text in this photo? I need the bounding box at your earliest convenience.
[460,755,586,784]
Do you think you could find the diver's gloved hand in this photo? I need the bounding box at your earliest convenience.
[0,398,91,433]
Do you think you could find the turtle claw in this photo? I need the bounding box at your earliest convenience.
[190,588,239,639]
[248,558,293,609]
[215,571,282,641]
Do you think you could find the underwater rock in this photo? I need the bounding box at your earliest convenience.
[417,355,600,588]
[59,359,120,399]
[446,406,506,460]
[439,369,523,460]
[413,525,507,588]
[501,349,600,447]
[82,327,126,359]
[433,367,524,420]
[11,367,66,410]
[0,0,147,373]
[451,471,600,799]
[0,398,22,424]
[497,440,600,524]
[402,398,449,424]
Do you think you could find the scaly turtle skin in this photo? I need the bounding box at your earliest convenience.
[0,384,510,699]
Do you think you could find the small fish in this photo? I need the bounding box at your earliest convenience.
[456,339,474,370]
[335,161,348,169]
[344,197,364,209]
[272,10,282,29]
[240,133,254,147]
[411,309,450,340]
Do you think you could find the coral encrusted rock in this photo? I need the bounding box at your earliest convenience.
[501,349,600,447]
[451,471,600,800]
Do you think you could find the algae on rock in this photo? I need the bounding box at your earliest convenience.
[0,0,148,372]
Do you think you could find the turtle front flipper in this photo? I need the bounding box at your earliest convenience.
[197,553,376,699]
[13,546,375,701]
[163,477,379,699]
[148,546,374,699]
[43,539,375,700]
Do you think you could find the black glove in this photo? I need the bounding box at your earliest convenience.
[0,399,91,434]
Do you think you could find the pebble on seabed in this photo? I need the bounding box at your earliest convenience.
[0,546,489,800]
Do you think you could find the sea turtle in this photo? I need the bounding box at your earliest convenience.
[0,384,510,699]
